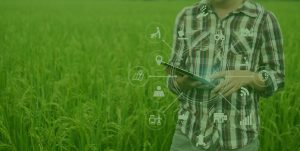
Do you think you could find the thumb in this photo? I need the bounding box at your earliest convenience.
[209,71,226,79]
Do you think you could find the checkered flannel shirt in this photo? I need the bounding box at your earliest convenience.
[167,0,285,149]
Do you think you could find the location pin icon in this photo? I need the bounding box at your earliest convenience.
[155,55,163,65]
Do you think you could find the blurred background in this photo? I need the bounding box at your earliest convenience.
[0,0,299,150]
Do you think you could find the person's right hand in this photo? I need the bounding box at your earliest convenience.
[175,75,205,91]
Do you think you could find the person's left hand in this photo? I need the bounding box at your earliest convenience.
[209,70,256,97]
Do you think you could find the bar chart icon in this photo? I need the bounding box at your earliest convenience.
[240,114,253,126]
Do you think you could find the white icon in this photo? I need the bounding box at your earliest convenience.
[177,25,187,40]
[177,30,188,40]
[153,86,165,97]
[240,87,249,96]
[178,112,188,121]
[214,30,225,41]
[240,112,254,126]
[132,70,144,81]
[197,12,208,18]
[197,13,209,18]
[213,113,227,123]
[259,70,270,81]
[178,30,184,37]
[197,5,209,18]
[201,5,207,11]
[243,57,249,64]
[196,134,206,147]
[216,51,222,61]
[150,27,161,39]
[240,28,254,37]
[145,110,165,130]
[149,114,162,126]
[155,55,163,65]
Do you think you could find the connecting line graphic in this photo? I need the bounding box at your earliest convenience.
[162,39,172,50]
[218,92,240,113]
[149,75,177,78]
[161,93,183,114]
[227,76,254,78]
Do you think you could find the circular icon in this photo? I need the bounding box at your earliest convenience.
[146,51,169,74]
[145,23,165,43]
[147,50,164,67]
[128,66,149,87]
[147,81,169,102]
[145,110,166,130]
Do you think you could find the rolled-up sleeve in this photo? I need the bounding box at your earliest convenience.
[167,8,188,95]
[258,11,285,97]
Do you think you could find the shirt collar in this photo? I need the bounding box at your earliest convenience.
[198,0,258,18]
[232,0,258,17]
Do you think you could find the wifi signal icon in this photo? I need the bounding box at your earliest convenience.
[240,87,249,96]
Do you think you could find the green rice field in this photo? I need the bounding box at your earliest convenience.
[0,0,299,150]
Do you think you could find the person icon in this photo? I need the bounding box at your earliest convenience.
[150,27,161,39]
[153,86,165,97]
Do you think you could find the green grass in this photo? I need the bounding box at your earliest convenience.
[0,0,299,151]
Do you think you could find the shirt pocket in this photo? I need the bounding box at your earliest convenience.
[227,31,254,70]
[187,31,211,76]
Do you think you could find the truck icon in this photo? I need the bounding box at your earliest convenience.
[213,113,227,123]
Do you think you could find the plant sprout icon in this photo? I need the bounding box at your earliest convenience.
[150,27,161,39]
[197,5,209,18]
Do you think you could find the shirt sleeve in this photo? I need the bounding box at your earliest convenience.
[167,8,188,95]
[257,11,285,98]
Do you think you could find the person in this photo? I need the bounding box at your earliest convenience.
[167,0,285,150]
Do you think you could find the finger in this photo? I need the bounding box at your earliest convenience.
[212,77,232,93]
[209,71,226,79]
[223,86,239,97]
[219,83,235,96]
[190,81,202,88]
[211,80,227,94]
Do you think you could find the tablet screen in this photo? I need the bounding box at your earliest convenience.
[161,61,214,87]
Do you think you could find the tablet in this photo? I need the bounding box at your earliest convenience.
[161,61,215,88]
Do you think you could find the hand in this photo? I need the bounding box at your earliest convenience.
[209,70,256,97]
[175,75,205,92]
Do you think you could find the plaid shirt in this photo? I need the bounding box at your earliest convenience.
[167,0,285,150]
